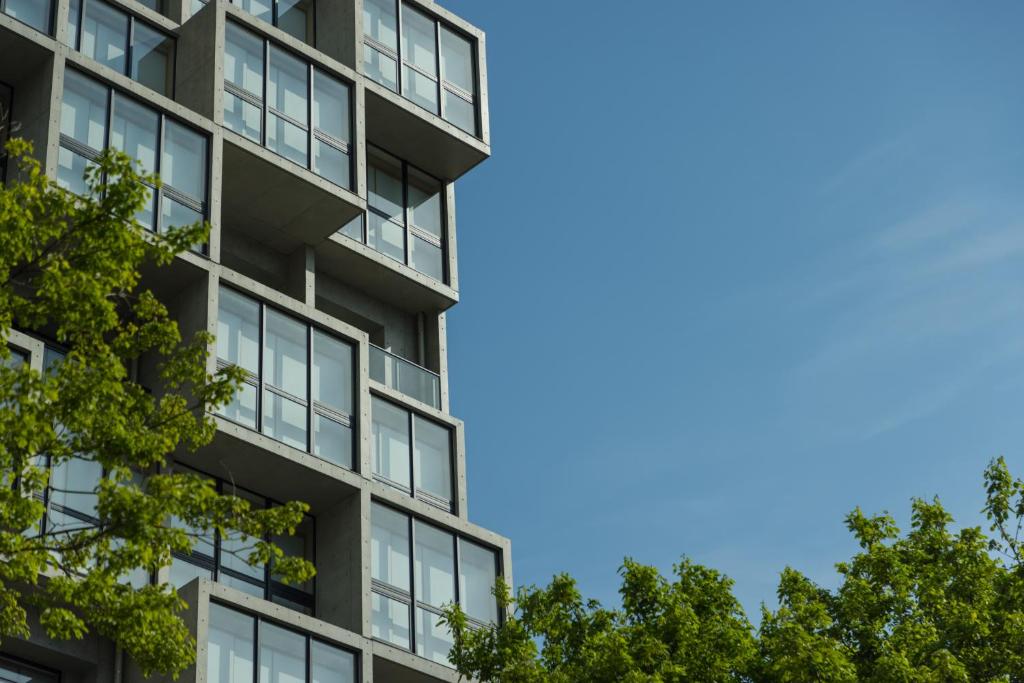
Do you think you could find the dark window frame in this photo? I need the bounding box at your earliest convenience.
[171,463,317,613]
[215,285,358,469]
[370,500,501,663]
[362,0,480,137]
[68,0,177,98]
[57,68,210,246]
[223,20,352,188]
[0,80,13,183]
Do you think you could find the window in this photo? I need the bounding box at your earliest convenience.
[371,502,500,665]
[193,0,313,44]
[216,286,355,468]
[372,397,452,510]
[57,70,209,236]
[208,604,356,683]
[1,0,53,34]
[169,465,316,613]
[67,0,175,96]
[224,22,351,187]
[362,0,479,136]
[340,146,446,282]
[0,655,59,683]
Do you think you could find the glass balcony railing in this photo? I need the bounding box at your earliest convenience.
[369,344,441,409]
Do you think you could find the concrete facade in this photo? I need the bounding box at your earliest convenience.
[0,0,508,680]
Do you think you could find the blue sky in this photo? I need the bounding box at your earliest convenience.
[440,1,1024,615]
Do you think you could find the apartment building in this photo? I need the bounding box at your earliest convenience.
[0,0,508,680]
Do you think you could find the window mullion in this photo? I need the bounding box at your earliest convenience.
[306,322,312,453]
[155,113,165,234]
[257,302,266,434]
[262,38,269,148]
[407,511,416,654]
[307,63,313,172]
[126,15,135,80]
[407,407,415,499]
[434,18,442,119]
[395,0,403,95]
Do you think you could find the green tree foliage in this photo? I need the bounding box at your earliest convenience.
[444,459,1024,682]
[0,141,314,676]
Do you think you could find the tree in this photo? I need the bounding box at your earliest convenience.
[0,140,315,677]
[443,458,1024,682]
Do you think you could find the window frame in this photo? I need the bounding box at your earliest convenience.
[57,68,210,242]
[342,144,447,284]
[0,0,55,35]
[362,0,479,137]
[371,395,454,512]
[206,601,359,683]
[215,285,357,468]
[0,653,61,683]
[223,20,352,187]
[0,80,12,183]
[370,501,501,664]
[68,0,176,98]
[194,0,315,45]
[170,463,317,613]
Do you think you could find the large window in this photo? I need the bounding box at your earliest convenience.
[57,70,208,236]
[362,0,478,136]
[1,0,53,34]
[371,502,499,665]
[216,286,355,468]
[223,21,351,188]
[66,0,175,96]
[207,603,356,683]
[372,396,452,511]
[0,656,59,683]
[340,146,446,282]
[193,0,313,44]
[169,465,316,614]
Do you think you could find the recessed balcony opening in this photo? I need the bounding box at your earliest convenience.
[0,40,53,173]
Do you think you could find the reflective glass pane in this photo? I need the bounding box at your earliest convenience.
[371,592,410,649]
[225,23,264,97]
[414,520,454,607]
[272,514,314,593]
[259,622,305,683]
[220,490,264,580]
[362,0,396,50]
[440,27,474,95]
[407,168,442,238]
[224,91,262,142]
[192,0,207,14]
[218,380,258,429]
[66,0,79,47]
[363,45,397,92]
[61,70,108,150]
[236,0,271,23]
[137,0,161,11]
[4,0,52,33]
[443,89,476,135]
[131,23,174,96]
[313,70,348,143]
[311,641,355,683]
[57,146,94,195]
[402,66,438,113]
[410,235,443,281]
[81,0,128,74]
[110,94,158,174]
[372,398,410,488]
[162,119,207,200]
[278,0,313,43]
[0,654,59,682]
[208,604,255,683]
[367,212,405,264]
[170,557,211,588]
[313,415,352,469]
[401,5,436,76]
[135,186,157,231]
[49,456,102,517]
[264,309,307,398]
[220,572,264,598]
[367,152,402,220]
[313,139,348,187]
[268,46,308,123]
[371,502,409,589]
[416,607,454,665]
[262,391,307,450]
[161,195,203,232]
[459,539,498,624]
[413,415,451,502]
[312,330,352,413]
[267,113,308,167]
[338,214,363,242]
[217,287,260,373]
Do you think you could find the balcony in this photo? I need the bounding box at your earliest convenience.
[369,344,440,409]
